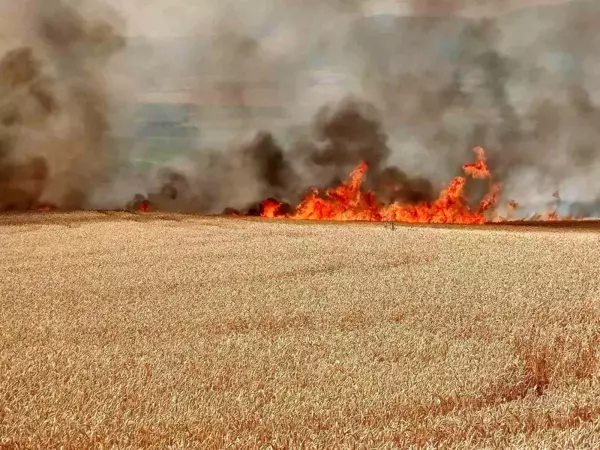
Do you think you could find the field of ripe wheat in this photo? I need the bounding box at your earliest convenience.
[1,213,599,449]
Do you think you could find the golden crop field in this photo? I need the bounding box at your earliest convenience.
[1,213,599,449]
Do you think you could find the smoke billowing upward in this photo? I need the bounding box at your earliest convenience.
[0,0,124,210]
[134,95,436,214]
[1,0,600,218]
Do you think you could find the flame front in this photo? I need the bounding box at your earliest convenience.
[260,147,501,224]
[130,145,579,222]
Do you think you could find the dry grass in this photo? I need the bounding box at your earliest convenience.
[1,213,599,449]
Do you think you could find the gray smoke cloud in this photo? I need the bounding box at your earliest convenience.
[349,1,600,217]
[132,0,600,217]
[0,0,126,210]
[2,0,599,218]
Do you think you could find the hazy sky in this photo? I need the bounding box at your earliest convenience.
[103,0,574,37]
[0,0,577,40]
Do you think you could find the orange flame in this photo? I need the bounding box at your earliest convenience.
[462,146,491,179]
[37,204,55,212]
[260,146,502,224]
[261,198,282,218]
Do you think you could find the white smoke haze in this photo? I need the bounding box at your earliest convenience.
[1,0,599,217]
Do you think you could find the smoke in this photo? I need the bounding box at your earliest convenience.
[127,1,439,214]
[480,0,600,213]
[408,0,515,16]
[2,0,600,218]
[0,0,125,210]
[344,0,600,216]
[123,0,600,217]
[134,94,436,214]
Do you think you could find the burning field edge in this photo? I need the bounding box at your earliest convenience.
[1,211,600,233]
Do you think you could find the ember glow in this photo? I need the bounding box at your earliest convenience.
[257,147,501,224]
[138,199,151,213]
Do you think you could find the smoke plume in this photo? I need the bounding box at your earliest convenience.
[2,0,600,218]
[0,0,125,210]
[136,0,600,217]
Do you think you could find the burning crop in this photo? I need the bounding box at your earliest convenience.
[248,146,562,224]
[1,1,599,224]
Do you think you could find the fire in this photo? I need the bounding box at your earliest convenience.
[37,204,55,212]
[138,200,150,212]
[292,162,382,221]
[259,147,501,224]
[114,146,584,223]
[260,198,283,218]
[462,146,491,179]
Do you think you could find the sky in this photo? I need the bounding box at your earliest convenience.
[0,0,577,41]
[102,0,575,37]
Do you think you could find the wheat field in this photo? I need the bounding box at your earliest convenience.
[1,212,599,449]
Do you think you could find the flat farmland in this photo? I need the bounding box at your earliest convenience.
[1,213,599,449]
